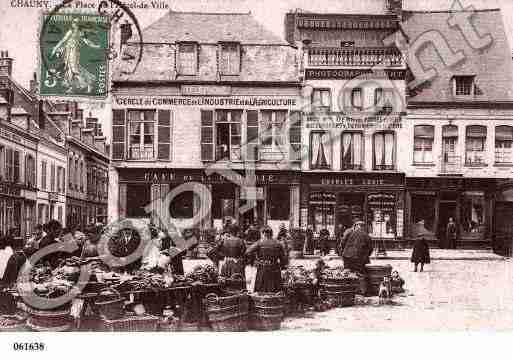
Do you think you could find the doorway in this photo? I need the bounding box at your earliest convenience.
[438,201,457,248]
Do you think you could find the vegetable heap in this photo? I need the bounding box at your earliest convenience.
[321,267,360,281]
[185,264,218,284]
[282,266,313,287]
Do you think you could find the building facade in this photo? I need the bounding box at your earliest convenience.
[110,11,302,235]
[285,2,408,241]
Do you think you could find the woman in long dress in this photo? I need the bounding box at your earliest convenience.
[246,227,288,293]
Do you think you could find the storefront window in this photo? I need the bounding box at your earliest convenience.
[461,191,486,238]
[126,184,151,218]
[268,186,290,220]
[410,195,436,236]
[373,132,395,170]
[413,125,434,164]
[465,125,486,165]
[310,131,332,169]
[129,110,155,160]
[341,132,363,170]
[367,193,396,239]
[309,192,335,235]
[212,184,235,222]
[495,125,513,164]
[336,193,364,229]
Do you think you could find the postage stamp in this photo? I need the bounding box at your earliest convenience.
[39,12,110,98]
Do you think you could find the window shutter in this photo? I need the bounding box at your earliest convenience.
[157,110,172,160]
[246,110,259,161]
[289,111,302,161]
[112,110,126,160]
[13,151,19,183]
[201,110,214,161]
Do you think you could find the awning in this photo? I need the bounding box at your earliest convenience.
[496,126,513,141]
[466,125,486,138]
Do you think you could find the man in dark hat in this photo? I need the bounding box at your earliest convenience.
[342,220,373,273]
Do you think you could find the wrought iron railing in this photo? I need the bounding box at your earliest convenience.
[308,46,403,67]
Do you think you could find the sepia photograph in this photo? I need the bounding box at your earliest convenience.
[1,0,513,356]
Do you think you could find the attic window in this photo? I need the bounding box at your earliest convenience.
[178,42,198,75]
[453,76,475,96]
[219,42,240,75]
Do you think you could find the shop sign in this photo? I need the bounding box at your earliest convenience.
[181,85,232,96]
[114,96,297,108]
[240,187,264,200]
[296,17,397,30]
[305,68,406,80]
[310,173,403,186]
[309,191,336,202]
[306,114,402,129]
[121,169,301,185]
[0,182,21,197]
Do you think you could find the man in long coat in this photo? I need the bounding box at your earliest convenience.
[342,220,373,273]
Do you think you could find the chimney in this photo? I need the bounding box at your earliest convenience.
[94,135,107,153]
[82,127,94,146]
[29,72,38,94]
[71,119,82,139]
[47,111,71,135]
[0,50,13,78]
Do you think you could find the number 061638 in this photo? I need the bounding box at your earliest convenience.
[13,342,45,351]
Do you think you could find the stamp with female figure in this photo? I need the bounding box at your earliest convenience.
[39,13,110,98]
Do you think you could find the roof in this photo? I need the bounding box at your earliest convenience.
[142,11,287,45]
[402,8,513,104]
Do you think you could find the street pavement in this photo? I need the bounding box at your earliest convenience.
[185,250,513,331]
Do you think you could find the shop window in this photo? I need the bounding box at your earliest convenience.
[289,111,302,162]
[41,161,47,190]
[311,89,331,111]
[215,110,242,161]
[495,125,513,164]
[461,191,486,238]
[351,87,363,111]
[268,186,290,220]
[309,191,336,235]
[177,42,198,75]
[128,110,155,160]
[373,132,395,170]
[25,154,35,188]
[341,132,363,170]
[453,75,475,96]
[260,110,287,156]
[219,42,240,75]
[410,195,436,237]
[212,184,235,221]
[337,193,364,229]
[126,184,150,218]
[413,125,434,164]
[310,131,332,170]
[465,125,486,165]
[367,193,396,239]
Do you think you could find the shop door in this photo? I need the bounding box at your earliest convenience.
[438,202,456,248]
[337,193,364,230]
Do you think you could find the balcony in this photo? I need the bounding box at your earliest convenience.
[307,46,403,68]
[440,155,463,175]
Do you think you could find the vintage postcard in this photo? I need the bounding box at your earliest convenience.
[0,0,513,356]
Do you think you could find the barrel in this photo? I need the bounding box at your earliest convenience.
[204,292,249,332]
[26,307,72,332]
[319,279,357,307]
[250,292,285,331]
[365,264,393,296]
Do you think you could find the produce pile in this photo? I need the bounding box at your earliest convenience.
[321,266,360,281]
[113,271,169,292]
[282,266,313,287]
[185,264,218,284]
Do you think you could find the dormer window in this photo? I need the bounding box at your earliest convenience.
[453,75,475,96]
[220,42,240,75]
[177,42,198,75]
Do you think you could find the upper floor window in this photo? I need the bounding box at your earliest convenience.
[25,155,35,188]
[341,132,363,170]
[128,110,155,160]
[50,163,56,192]
[311,89,331,111]
[413,125,434,164]
[177,42,198,75]
[261,111,286,148]
[6,150,20,183]
[374,88,394,113]
[465,125,486,165]
[215,110,242,161]
[351,88,363,111]
[495,125,513,164]
[454,75,475,96]
[373,132,395,170]
[220,42,240,75]
[41,161,47,190]
[310,131,332,170]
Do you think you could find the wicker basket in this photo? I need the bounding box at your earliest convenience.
[102,315,159,332]
[250,292,285,331]
[319,279,357,307]
[365,264,392,296]
[204,292,249,332]
[0,315,27,332]
[95,289,125,320]
[26,307,73,330]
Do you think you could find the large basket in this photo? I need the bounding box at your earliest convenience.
[25,307,72,331]
[102,315,159,332]
[250,292,285,331]
[319,279,357,307]
[365,264,392,296]
[0,315,27,332]
[203,292,249,332]
[95,289,125,320]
